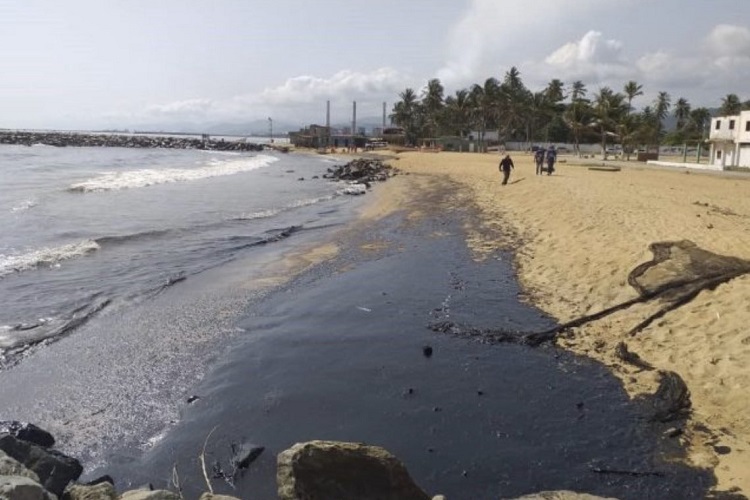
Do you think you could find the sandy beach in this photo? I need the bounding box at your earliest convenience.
[376,151,750,497]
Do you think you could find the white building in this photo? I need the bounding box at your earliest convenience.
[708,111,750,168]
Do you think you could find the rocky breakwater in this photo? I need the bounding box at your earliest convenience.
[0,421,618,499]
[323,158,398,195]
[0,131,264,151]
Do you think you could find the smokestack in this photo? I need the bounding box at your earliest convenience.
[382,102,386,129]
[352,101,357,138]
[326,100,331,148]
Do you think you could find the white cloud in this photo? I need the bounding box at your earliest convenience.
[113,67,410,126]
[259,68,407,105]
[706,24,750,58]
[436,0,641,87]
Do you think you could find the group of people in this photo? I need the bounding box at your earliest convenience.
[534,147,557,176]
[498,146,558,186]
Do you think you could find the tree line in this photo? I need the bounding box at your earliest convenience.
[389,67,750,155]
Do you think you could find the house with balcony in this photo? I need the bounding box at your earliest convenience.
[708,111,750,168]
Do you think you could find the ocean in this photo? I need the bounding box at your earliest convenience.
[0,141,362,368]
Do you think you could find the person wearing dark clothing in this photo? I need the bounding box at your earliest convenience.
[545,147,557,175]
[499,154,514,185]
[534,149,545,175]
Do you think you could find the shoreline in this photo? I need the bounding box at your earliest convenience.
[386,150,750,496]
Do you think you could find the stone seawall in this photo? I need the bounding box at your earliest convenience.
[0,130,265,151]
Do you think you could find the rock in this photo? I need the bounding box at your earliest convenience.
[0,435,82,497]
[84,476,114,486]
[422,346,433,358]
[119,490,181,500]
[0,450,40,482]
[230,442,264,469]
[0,475,56,500]
[0,421,55,448]
[511,491,618,500]
[63,482,117,500]
[198,494,242,500]
[277,440,432,500]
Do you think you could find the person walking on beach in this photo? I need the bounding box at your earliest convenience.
[534,148,545,175]
[499,154,514,185]
[545,147,557,175]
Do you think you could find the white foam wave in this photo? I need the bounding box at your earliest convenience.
[69,154,279,192]
[0,240,100,278]
[234,195,336,221]
[10,199,38,212]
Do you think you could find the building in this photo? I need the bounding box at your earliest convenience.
[708,111,750,168]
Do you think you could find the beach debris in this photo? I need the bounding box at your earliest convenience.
[187,395,201,404]
[613,342,654,371]
[422,345,433,358]
[649,370,692,422]
[231,442,265,470]
[664,427,683,438]
[590,466,664,478]
[356,306,372,312]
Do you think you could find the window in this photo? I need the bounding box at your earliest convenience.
[746,121,750,132]
[730,120,736,130]
[716,120,721,129]
[717,150,722,159]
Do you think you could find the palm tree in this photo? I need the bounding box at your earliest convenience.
[720,93,742,115]
[623,81,644,115]
[390,88,422,146]
[653,91,671,148]
[687,107,712,142]
[444,89,471,151]
[469,78,500,152]
[673,97,691,131]
[592,87,627,157]
[564,80,590,156]
[421,78,444,138]
[500,67,532,144]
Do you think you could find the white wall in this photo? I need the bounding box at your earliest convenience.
[739,145,750,167]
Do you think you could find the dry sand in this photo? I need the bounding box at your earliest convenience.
[374,150,750,497]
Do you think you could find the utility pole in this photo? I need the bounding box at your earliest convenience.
[268,117,273,143]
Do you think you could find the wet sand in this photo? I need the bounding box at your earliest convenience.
[93,178,713,499]
[385,151,750,497]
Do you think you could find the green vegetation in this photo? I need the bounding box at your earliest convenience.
[389,68,742,154]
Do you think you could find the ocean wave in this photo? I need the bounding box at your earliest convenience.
[233,195,336,221]
[0,240,100,278]
[10,199,38,212]
[68,154,279,192]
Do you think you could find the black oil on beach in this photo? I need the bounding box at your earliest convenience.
[92,178,714,499]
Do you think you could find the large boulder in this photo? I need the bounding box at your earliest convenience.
[0,422,55,448]
[198,494,242,500]
[63,482,117,500]
[118,490,181,500]
[0,450,40,483]
[0,435,82,497]
[277,440,431,500]
[512,492,618,500]
[0,475,56,500]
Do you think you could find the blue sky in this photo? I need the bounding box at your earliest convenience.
[1,0,749,129]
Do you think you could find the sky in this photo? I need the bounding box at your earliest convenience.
[2,0,750,130]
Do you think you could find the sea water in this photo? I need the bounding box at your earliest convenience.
[0,142,361,368]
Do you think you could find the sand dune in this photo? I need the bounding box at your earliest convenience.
[384,151,750,496]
